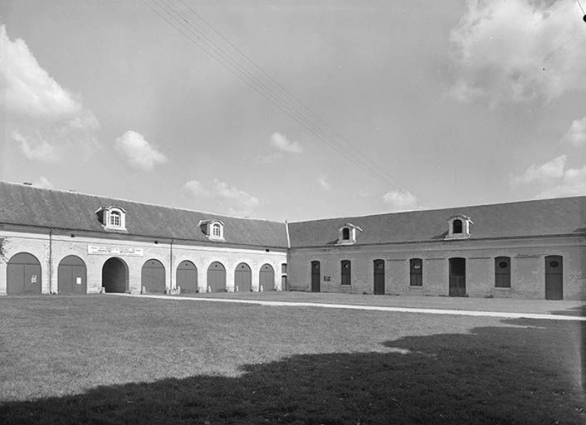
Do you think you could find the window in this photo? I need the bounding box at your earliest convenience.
[342,228,350,240]
[110,211,121,227]
[410,258,423,286]
[97,206,127,231]
[446,215,472,240]
[281,263,287,274]
[495,256,511,288]
[200,220,225,241]
[337,223,362,245]
[341,260,351,285]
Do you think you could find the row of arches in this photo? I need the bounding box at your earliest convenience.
[5,253,276,295]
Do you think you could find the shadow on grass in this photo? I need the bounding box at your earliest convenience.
[1,319,584,425]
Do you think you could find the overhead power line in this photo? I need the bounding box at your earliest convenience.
[141,0,422,202]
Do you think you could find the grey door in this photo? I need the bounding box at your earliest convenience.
[58,255,87,294]
[449,258,466,297]
[311,261,320,292]
[545,256,563,300]
[374,259,385,295]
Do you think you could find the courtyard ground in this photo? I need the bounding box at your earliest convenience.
[0,293,584,424]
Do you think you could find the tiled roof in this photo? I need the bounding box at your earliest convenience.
[288,196,586,248]
[0,182,288,249]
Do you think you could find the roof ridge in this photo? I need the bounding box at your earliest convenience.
[288,195,586,224]
[0,180,283,224]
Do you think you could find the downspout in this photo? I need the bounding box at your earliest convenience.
[169,239,174,293]
[48,229,53,294]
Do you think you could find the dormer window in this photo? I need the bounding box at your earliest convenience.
[342,227,350,240]
[337,223,362,245]
[199,219,225,241]
[446,214,472,240]
[96,206,127,232]
[453,219,463,234]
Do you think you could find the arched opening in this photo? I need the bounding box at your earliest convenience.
[311,261,321,292]
[102,257,128,293]
[58,255,87,294]
[141,259,166,294]
[7,252,42,295]
[207,262,226,292]
[234,263,252,292]
[177,261,198,294]
[260,264,275,291]
[373,259,385,295]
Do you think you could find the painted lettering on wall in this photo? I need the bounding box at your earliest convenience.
[88,245,144,256]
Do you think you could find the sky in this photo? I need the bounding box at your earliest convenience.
[1,0,586,222]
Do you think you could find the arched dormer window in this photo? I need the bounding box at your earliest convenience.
[446,214,472,240]
[342,227,350,240]
[337,223,362,245]
[96,206,127,232]
[199,219,225,241]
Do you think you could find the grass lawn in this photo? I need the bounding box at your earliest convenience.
[0,295,584,424]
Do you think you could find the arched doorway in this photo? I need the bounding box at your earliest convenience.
[449,258,466,297]
[373,259,385,295]
[7,252,42,295]
[102,258,128,293]
[58,255,87,294]
[207,262,226,292]
[177,261,198,294]
[235,263,252,292]
[545,255,563,300]
[142,259,166,294]
[311,261,321,292]
[260,264,275,291]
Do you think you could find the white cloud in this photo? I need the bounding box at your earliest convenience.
[270,132,304,154]
[115,131,168,171]
[255,152,283,164]
[33,176,54,189]
[448,0,586,104]
[382,189,419,212]
[317,173,331,191]
[11,130,59,163]
[183,179,260,216]
[0,24,100,160]
[536,164,586,198]
[561,116,586,147]
[512,155,567,185]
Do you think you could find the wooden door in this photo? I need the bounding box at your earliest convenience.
[177,261,198,293]
[141,259,166,294]
[545,256,563,300]
[449,258,466,297]
[311,261,320,292]
[58,256,87,294]
[235,263,252,292]
[373,259,385,295]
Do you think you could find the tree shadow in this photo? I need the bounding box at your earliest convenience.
[1,319,584,425]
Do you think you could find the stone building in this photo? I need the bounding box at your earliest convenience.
[1,181,584,300]
[0,182,288,295]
